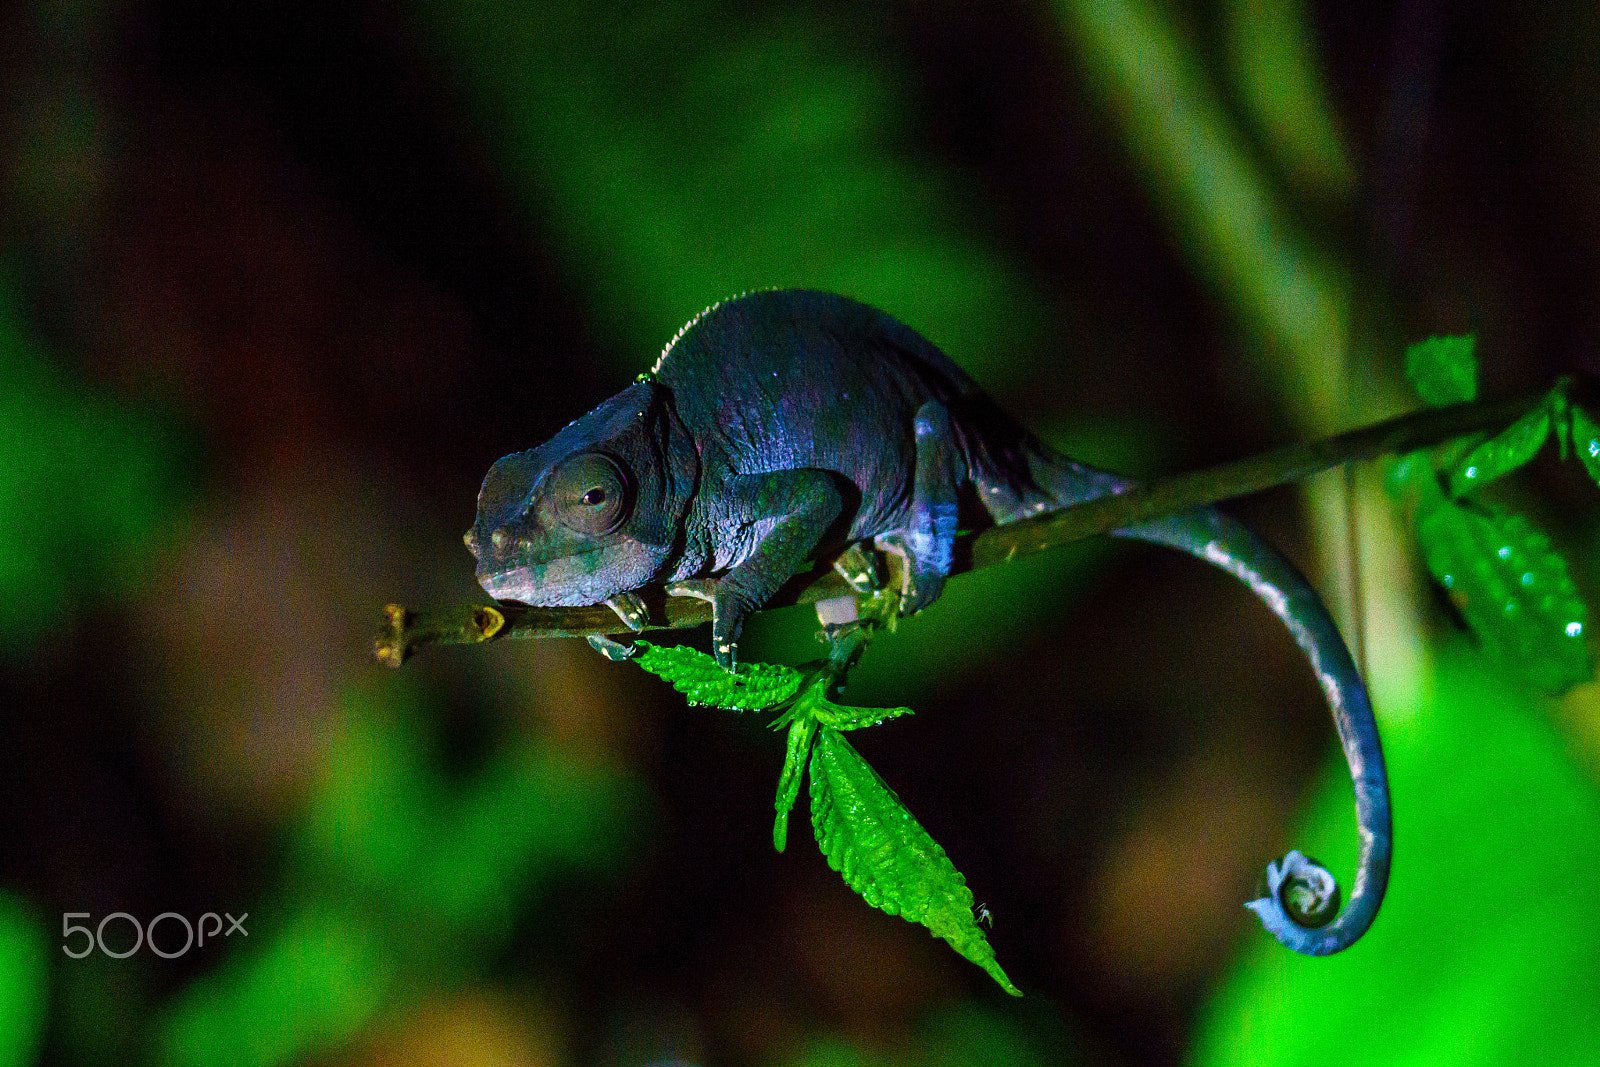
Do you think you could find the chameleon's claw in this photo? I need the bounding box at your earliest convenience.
[603,591,649,631]
[586,634,637,661]
[714,639,738,672]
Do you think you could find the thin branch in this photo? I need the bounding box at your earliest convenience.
[375,387,1547,666]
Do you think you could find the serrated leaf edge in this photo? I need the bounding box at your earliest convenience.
[631,640,803,710]
[808,727,1020,995]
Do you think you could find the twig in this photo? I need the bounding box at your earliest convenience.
[375,387,1546,666]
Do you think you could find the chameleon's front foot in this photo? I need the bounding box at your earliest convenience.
[603,591,650,631]
[587,596,648,662]
[586,633,638,661]
[667,579,742,671]
[709,592,750,671]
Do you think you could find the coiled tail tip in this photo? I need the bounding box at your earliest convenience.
[1246,850,1361,956]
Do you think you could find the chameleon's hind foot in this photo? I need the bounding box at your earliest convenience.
[874,532,945,615]
[874,399,961,616]
[832,544,884,592]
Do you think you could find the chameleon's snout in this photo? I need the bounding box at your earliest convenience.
[465,526,525,563]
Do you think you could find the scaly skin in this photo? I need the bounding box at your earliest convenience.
[467,288,1392,955]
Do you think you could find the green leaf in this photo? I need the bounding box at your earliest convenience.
[808,726,1020,995]
[631,641,803,710]
[1447,403,1550,497]
[773,713,818,852]
[1417,492,1590,693]
[1568,405,1600,487]
[1404,335,1477,406]
[772,675,913,851]
[811,697,914,732]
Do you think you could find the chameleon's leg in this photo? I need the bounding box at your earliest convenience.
[875,400,962,615]
[1117,507,1392,956]
[707,469,845,670]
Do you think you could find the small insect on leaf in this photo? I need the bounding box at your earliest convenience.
[1404,334,1477,407]
[1447,403,1551,498]
[631,642,803,711]
[808,726,1020,995]
[1417,494,1591,693]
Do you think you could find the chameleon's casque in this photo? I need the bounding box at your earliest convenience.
[468,288,1391,956]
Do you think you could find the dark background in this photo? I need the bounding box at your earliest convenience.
[3,0,1600,1064]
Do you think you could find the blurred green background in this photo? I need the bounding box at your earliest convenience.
[4,0,1600,1064]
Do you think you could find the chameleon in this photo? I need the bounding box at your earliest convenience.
[465,288,1391,955]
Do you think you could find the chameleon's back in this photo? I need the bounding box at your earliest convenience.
[651,289,1119,535]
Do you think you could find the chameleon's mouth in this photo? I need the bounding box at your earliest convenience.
[479,556,606,607]
[476,539,656,607]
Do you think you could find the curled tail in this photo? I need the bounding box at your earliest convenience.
[973,437,1391,952]
[1118,508,1392,954]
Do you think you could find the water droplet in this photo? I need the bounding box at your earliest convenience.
[1498,545,1512,560]
[1465,465,1480,479]
[1568,621,1584,638]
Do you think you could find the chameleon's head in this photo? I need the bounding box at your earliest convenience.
[466,381,697,607]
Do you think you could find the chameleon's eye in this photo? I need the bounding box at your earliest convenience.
[546,452,631,535]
